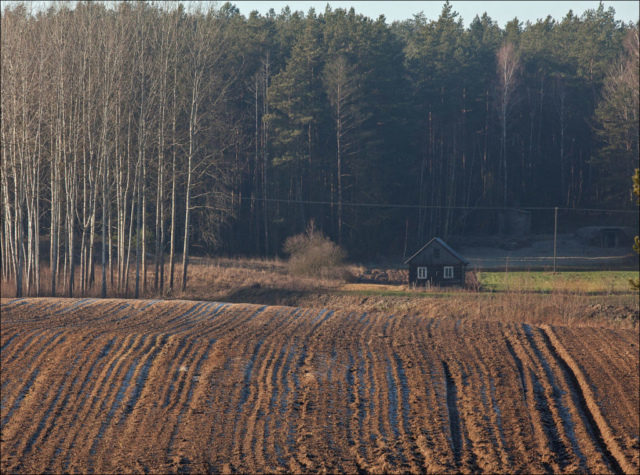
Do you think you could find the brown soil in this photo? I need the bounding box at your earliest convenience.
[1,297,638,474]
[584,304,639,323]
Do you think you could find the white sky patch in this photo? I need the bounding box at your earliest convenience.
[2,1,638,26]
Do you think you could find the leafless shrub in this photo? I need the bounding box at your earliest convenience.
[283,221,353,281]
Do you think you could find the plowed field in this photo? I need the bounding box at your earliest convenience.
[1,298,638,474]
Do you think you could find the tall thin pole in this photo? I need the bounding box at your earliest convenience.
[553,207,558,273]
[505,256,509,291]
[402,218,409,262]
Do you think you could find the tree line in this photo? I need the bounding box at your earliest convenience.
[1,1,638,297]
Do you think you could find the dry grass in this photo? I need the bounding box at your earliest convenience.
[442,290,631,328]
[172,256,359,300]
[1,257,636,330]
[0,256,360,301]
[333,276,639,329]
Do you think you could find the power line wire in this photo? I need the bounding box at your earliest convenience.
[470,255,634,261]
[240,196,638,214]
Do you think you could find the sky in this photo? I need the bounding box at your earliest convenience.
[232,1,640,26]
[1,1,638,27]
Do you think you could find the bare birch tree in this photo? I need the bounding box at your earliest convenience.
[323,55,363,246]
[495,42,520,207]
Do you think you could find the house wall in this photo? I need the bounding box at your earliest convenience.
[409,264,465,287]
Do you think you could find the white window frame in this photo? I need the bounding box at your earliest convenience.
[417,267,428,279]
[444,266,454,279]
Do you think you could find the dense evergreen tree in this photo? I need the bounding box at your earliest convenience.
[594,25,639,205]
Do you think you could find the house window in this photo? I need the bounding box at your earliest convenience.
[444,266,454,279]
[417,267,427,279]
[433,248,440,258]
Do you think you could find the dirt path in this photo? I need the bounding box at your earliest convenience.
[1,297,638,474]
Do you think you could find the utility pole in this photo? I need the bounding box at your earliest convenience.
[505,255,509,291]
[402,218,409,262]
[553,207,558,273]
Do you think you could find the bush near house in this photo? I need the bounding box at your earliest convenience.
[284,221,352,280]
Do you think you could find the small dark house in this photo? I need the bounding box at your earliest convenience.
[405,237,469,287]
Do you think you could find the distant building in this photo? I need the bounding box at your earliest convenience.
[405,237,469,287]
[498,209,531,236]
[575,226,636,248]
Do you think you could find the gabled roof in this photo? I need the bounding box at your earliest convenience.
[404,237,469,265]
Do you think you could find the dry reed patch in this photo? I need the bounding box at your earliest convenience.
[426,291,638,329]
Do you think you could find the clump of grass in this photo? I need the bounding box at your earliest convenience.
[465,270,482,292]
[283,221,353,281]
